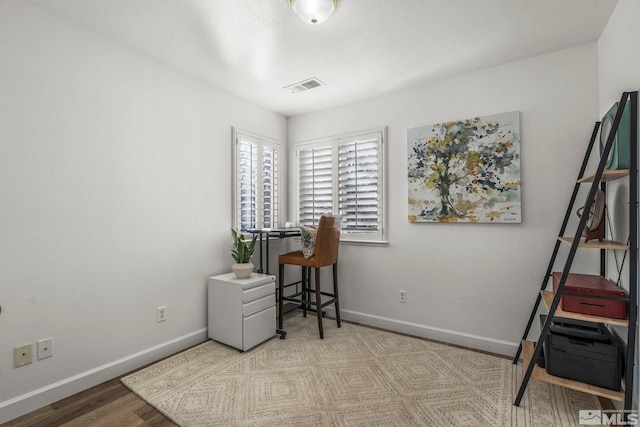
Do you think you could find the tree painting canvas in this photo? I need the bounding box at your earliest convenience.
[407,111,521,223]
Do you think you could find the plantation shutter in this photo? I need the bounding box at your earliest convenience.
[234,130,280,231]
[261,143,278,229]
[338,134,380,231]
[295,128,385,243]
[238,137,258,231]
[298,144,334,226]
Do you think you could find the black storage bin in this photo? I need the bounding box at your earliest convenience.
[540,315,622,391]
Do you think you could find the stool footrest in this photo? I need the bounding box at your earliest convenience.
[281,290,337,306]
[319,298,337,308]
[281,296,337,307]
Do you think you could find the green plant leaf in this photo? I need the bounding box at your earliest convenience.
[230,228,256,263]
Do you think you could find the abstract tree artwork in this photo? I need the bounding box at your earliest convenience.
[407,111,521,223]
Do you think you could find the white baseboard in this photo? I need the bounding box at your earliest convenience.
[0,328,208,425]
[325,308,519,357]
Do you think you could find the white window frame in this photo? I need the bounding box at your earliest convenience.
[295,127,387,245]
[232,128,281,231]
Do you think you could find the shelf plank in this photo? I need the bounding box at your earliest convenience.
[558,236,629,250]
[577,169,629,183]
[521,340,624,401]
[540,290,628,327]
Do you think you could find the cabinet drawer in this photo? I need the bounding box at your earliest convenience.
[243,294,275,315]
[243,281,274,302]
[243,306,276,350]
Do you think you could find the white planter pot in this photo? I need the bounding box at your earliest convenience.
[231,262,254,279]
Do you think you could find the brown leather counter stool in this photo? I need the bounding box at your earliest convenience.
[278,215,342,339]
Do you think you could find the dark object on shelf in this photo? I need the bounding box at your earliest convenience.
[600,101,630,170]
[540,315,622,391]
[553,272,628,320]
[584,214,605,243]
[576,189,606,243]
[534,341,545,368]
[544,315,612,341]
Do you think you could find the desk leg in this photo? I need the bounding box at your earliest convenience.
[264,235,270,275]
[257,233,264,273]
[277,262,286,339]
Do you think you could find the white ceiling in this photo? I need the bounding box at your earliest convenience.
[25,0,618,117]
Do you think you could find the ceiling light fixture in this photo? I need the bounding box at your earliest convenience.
[289,0,339,25]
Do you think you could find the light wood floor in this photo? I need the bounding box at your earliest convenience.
[1,375,176,427]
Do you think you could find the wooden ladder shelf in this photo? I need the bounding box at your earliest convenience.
[512,91,638,415]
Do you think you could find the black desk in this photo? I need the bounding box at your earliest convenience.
[246,228,301,274]
[246,227,303,339]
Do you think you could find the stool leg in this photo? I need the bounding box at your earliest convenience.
[307,267,312,311]
[315,267,324,339]
[278,262,284,330]
[333,263,341,328]
[301,266,307,318]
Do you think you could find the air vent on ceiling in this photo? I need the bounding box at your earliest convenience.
[283,77,325,93]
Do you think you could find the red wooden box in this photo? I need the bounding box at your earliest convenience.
[552,272,627,320]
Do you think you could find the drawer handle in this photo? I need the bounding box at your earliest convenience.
[578,302,606,308]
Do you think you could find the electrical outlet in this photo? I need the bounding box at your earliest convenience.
[157,306,167,322]
[399,290,407,303]
[37,338,53,360]
[14,343,33,367]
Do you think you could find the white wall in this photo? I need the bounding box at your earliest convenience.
[598,0,640,409]
[2,0,634,422]
[288,43,602,355]
[0,1,286,422]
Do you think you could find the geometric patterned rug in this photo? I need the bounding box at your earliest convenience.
[121,313,600,426]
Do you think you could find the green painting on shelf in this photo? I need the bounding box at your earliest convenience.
[407,111,521,223]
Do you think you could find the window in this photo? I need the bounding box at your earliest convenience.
[233,129,280,231]
[296,129,386,244]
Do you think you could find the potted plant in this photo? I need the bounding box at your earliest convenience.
[231,228,257,279]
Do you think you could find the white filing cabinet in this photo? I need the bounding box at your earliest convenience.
[207,272,276,351]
